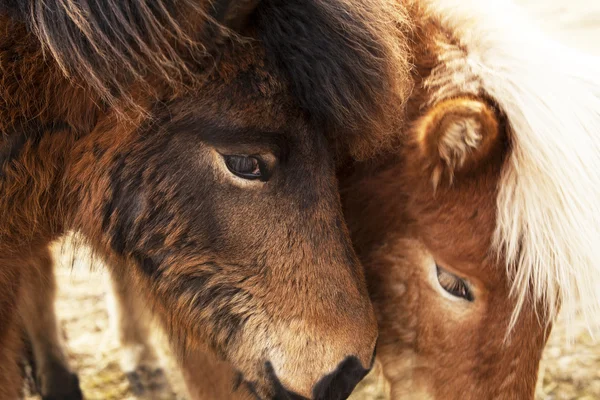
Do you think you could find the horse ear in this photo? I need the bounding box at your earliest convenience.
[213,0,261,32]
[413,97,502,189]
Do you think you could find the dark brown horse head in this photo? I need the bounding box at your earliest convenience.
[67,68,378,398]
[0,0,411,398]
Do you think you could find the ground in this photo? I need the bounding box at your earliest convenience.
[24,1,600,399]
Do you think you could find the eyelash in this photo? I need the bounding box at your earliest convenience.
[436,265,474,302]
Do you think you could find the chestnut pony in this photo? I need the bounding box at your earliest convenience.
[14,0,600,399]
[344,1,600,399]
[0,0,413,399]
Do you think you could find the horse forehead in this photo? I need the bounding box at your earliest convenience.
[414,182,495,237]
[401,179,509,286]
[179,53,300,131]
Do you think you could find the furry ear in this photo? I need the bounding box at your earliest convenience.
[413,96,501,189]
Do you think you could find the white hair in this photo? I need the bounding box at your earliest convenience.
[422,0,600,333]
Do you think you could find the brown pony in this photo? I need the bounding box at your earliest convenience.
[0,1,415,399]
[15,0,600,399]
[343,1,600,399]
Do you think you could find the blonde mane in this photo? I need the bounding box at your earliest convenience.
[423,0,600,333]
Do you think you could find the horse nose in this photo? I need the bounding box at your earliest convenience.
[269,352,375,400]
[311,355,372,400]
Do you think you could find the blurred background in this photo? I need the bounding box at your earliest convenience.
[26,1,600,399]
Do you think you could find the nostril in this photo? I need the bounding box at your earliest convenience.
[311,356,372,400]
[265,349,375,400]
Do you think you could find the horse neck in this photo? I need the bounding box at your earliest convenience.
[0,122,81,257]
[0,16,103,255]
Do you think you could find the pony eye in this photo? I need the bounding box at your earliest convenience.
[224,155,263,180]
[436,265,474,302]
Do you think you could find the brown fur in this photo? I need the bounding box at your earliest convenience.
[180,343,256,400]
[414,97,501,189]
[8,0,241,111]
[0,17,100,133]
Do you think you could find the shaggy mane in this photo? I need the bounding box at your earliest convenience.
[1,0,413,155]
[257,0,413,156]
[424,0,600,334]
[0,0,233,109]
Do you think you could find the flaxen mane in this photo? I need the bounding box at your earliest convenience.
[423,0,600,333]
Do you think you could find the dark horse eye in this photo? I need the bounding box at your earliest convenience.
[224,155,264,180]
[436,265,474,302]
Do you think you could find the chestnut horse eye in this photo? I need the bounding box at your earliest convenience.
[436,265,474,302]
[224,155,263,180]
